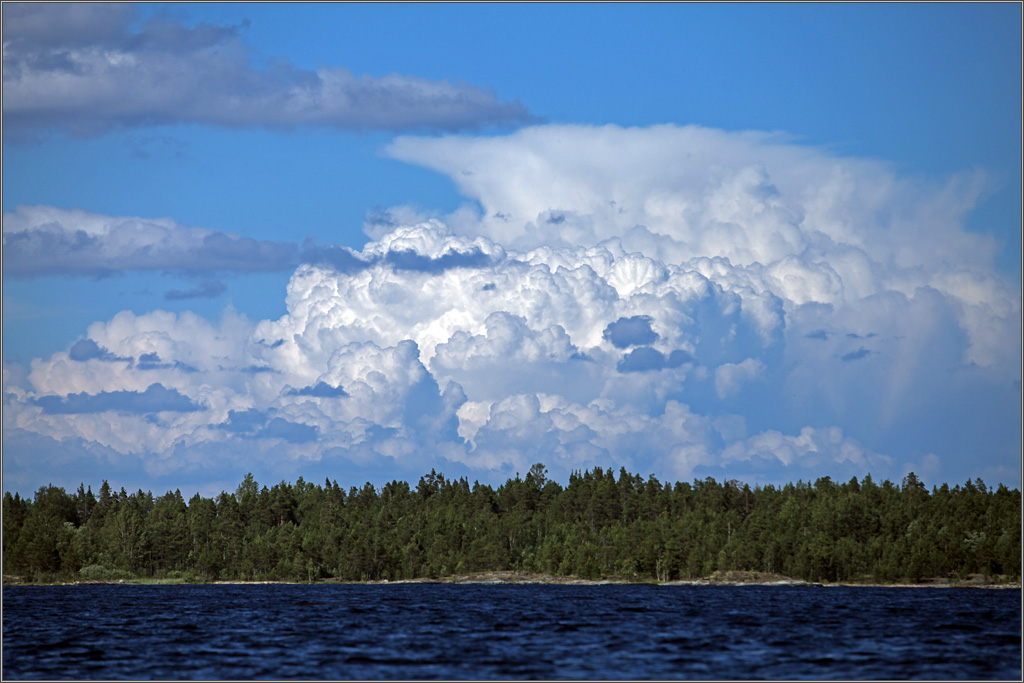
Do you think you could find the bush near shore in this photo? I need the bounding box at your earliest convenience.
[3,466,1019,586]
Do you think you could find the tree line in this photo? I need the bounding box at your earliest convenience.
[3,465,1020,584]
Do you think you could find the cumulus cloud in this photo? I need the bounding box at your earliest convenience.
[3,123,1020,489]
[386,125,999,273]
[721,426,889,472]
[386,124,1020,371]
[1,3,533,139]
[714,358,765,399]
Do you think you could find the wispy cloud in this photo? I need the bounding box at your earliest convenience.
[2,205,512,281]
[1,3,533,140]
[164,279,228,301]
[840,347,876,362]
[2,206,298,277]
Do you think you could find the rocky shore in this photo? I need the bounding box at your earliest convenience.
[379,570,625,585]
[369,570,1021,588]
[6,570,1019,588]
[377,569,812,586]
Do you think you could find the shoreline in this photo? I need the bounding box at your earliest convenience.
[370,570,1021,589]
[5,570,1020,589]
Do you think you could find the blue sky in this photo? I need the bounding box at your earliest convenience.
[3,3,1021,498]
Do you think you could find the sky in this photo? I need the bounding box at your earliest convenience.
[2,2,1021,499]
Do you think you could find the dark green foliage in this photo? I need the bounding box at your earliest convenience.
[2,468,1019,584]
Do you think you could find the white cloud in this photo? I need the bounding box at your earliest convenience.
[2,205,298,277]
[2,4,532,140]
[720,426,889,472]
[714,358,765,399]
[385,124,1002,301]
[4,123,1020,489]
[385,125,1020,396]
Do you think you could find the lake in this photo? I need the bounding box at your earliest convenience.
[2,583,1020,679]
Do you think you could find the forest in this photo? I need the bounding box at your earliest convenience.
[2,465,1020,585]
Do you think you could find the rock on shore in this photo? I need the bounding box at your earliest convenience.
[377,569,811,586]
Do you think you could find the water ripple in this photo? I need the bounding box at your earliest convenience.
[3,584,1020,680]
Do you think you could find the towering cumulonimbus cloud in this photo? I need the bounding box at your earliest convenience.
[3,124,1020,489]
[383,124,1018,370]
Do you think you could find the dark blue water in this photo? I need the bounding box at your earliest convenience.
[2,584,1020,680]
